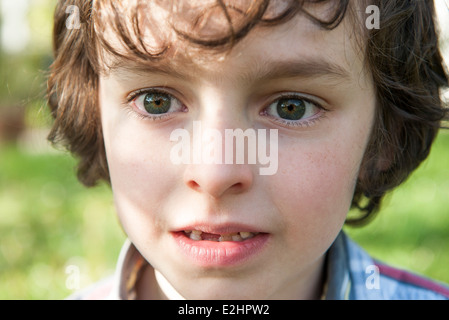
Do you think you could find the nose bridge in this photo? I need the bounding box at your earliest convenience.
[198,83,246,131]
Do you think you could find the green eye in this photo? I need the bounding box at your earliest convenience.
[131,90,184,119]
[264,95,322,126]
[143,93,171,114]
[276,98,306,120]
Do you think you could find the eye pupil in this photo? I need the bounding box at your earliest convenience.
[277,98,306,120]
[144,93,171,114]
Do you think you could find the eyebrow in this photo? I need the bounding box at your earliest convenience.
[109,57,352,83]
[249,59,351,82]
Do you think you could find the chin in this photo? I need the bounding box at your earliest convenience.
[175,277,273,300]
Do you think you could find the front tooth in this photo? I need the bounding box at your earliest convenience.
[192,230,202,235]
[239,232,253,239]
[219,234,232,242]
[232,234,243,241]
[189,232,202,241]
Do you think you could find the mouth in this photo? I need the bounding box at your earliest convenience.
[171,227,270,267]
[183,230,260,242]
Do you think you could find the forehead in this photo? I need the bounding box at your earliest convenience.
[95,0,367,83]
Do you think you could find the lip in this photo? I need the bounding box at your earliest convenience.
[172,223,265,235]
[171,224,270,268]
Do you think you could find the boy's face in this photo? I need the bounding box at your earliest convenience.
[99,3,376,299]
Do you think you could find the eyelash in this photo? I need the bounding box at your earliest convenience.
[124,88,186,121]
[124,89,328,127]
[261,93,328,128]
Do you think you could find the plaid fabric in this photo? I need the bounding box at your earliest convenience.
[325,233,449,300]
[68,233,449,300]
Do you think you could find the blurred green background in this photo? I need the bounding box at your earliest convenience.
[0,0,448,300]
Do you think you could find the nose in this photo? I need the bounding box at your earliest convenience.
[184,161,254,199]
[183,119,255,198]
[181,87,256,199]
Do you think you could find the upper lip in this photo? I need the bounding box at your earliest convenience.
[172,222,266,235]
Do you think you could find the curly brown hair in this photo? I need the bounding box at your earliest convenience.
[47,0,448,225]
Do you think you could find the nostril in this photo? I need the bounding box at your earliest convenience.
[186,180,243,195]
[230,182,243,191]
[184,164,253,198]
[186,180,200,191]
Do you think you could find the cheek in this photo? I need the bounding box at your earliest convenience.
[273,136,365,239]
[271,99,375,238]
[101,110,177,241]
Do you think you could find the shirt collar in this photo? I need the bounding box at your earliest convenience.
[108,240,185,300]
[323,232,352,299]
[108,239,142,300]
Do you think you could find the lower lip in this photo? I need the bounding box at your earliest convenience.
[171,232,270,268]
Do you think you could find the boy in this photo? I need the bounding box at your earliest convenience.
[48,0,449,299]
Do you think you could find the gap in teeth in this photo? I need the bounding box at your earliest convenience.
[184,230,259,241]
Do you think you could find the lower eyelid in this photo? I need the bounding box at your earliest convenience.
[262,108,327,128]
[126,104,179,122]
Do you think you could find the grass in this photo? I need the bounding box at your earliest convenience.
[0,131,448,299]
[0,143,125,299]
